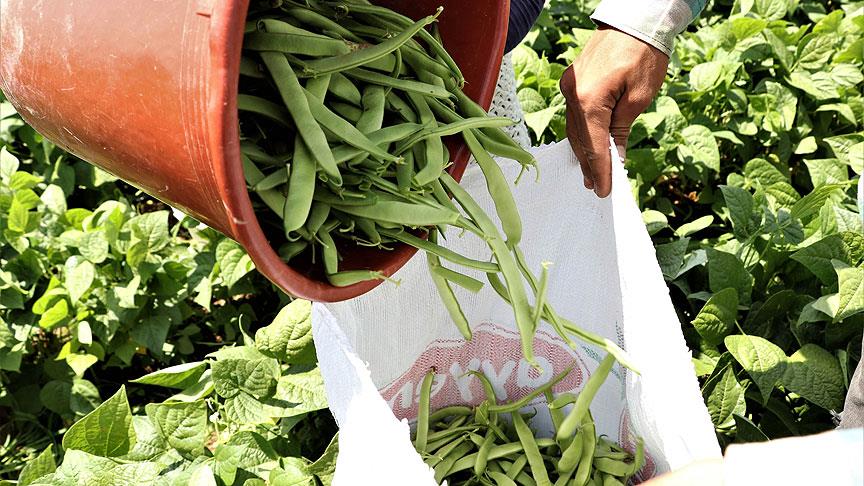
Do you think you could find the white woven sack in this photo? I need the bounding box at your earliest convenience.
[311,140,721,485]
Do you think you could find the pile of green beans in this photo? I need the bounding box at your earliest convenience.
[239,0,634,370]
[414,355,645,486]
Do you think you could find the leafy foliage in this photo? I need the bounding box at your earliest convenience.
[20,301,336,486]
[521,0,863,445]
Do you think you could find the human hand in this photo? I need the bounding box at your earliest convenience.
[559,25,669,198]
[640,458,725,486]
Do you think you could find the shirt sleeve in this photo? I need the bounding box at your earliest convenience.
[590,0,707,56]
[505,0,546,52]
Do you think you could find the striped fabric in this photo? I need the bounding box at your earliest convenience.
[591,0,707,55]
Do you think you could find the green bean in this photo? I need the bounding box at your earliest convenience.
[330,123,424,163]
[408,92,446,187]
[434,441,474,483]
[244,31,353,56]
[515,471,538,486]
[557,354,615,443]
[302,88,398,162]
[328,101,363,123]
[317,227,340,275]
[326,269,386,287]
[356,85,386,133]
[592,458,630,477]
[385,91,419,122]
[603,475,624,486]
[252,167,289,191]
[302,11,439,76]
[259,51,341,184]
[240,56,264,78]
[312,187,377,206]
[489,470,518,486]
[394,116,515,155]
[557,427,584,475]
[330,1,465,86]
[425,230,472,340]
[377,228,499,272]
[305,73,331,99]
[257,17,330,37]
[510,413,550,486]
[284,6,363,42]
[237,94,293,127]
[475,428,497,477]
[400,44,455,81]
[280,137,316,233]
[464,129,522,247]
[442,173,537,368]
[414,370,435,453]
[506,455,528,480]
[278,240,308,262]
[346,67,452,99]
[474,129,538,170]
[426,425,480,444]
[241,141,288,166]
[624,438,645,482]
[447,439,556,476]
[242,154,287,214]
[304,202,331,237]
[428,405,473,424]
[327,72,362,105]
[488,363,574,414]
[531,262,551,332]
[572,418,596,486]
[432,263,484,294]
[396,148,414,193]
[332,200,460,227]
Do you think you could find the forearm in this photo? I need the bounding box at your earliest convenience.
[590,0,707,55]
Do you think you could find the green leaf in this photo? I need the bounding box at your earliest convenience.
[708,249,755,304]
[269,458,316,486]
[795,33,834,70]
[829,64,864,87]
[129,316,170,354]
[131,361,207,389]
[255,300,314,363]
[754,0,786,20]
[0,147,19,181]
[834,263,864,322]
[724,335,786,404]
[719,185,760,239]
[788,71,840,100]
[215,239,255,289]
[524,106,560,140]
[654,239,690,280]
[692,288,738,345]
[791,234,853,285]
[309,433,338,486]
[790,184,843,220]
[40,184,67,214]
[782,344,845,410]
[675,215,713,237]
[145,400,208,455]
[705,366,746,429]
[7,198,30,233]
[729,17,768,40]
[39,298,70,330]
[212,358,280,399]
[642,209,668,235]
[804,159,848,187]
[78,231,110,264]
[187,465,218,486]
[65,354,98,377]
[18,445,56,486]
[64,257,95,303]
[127,211,170,253]
[274,367,328,417]
[732,414,769,443]
[40,380,73,416]
[62,386,136,457]
[678,125,720,172]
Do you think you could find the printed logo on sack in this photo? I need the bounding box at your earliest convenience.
[380,322,588,420]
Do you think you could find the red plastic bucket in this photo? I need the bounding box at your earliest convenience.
[0,0,509,301]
